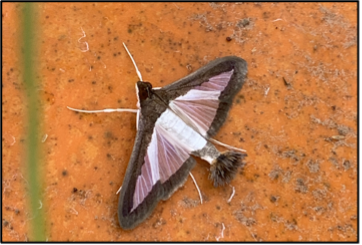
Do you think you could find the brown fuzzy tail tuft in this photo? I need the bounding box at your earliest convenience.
[209,151,247,187]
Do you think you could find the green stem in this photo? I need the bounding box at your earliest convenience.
[22,3,46,241]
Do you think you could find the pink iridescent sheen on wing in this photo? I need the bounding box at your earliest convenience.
[131,109,206,212]
[169,70,234,135]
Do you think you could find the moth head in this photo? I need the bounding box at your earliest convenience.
[136,81,153,102]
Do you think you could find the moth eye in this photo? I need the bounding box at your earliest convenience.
[144,81,153,89]
[138,89,149,101]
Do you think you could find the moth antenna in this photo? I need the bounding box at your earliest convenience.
[209,151,247,187]
[123,42,143,81]
[189,172,203,204]
[209,138,247,153]
[67,106,138,114]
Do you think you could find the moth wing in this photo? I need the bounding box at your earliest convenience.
[132,119,193,210]
[118,109,199,230]
[160,56,247,137]
[169,69,234,136]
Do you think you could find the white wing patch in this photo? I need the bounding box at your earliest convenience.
[132,109,207,212]
[169,70,234,136]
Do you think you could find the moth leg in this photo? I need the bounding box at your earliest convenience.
[189,172,203,204]
[116,185,122,195]
[208,138,246,153]
[136,110,140,131]
[227,185,235,203]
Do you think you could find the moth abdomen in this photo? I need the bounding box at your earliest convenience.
[209,151,247,187]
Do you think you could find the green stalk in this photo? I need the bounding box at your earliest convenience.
[22,3,46,241]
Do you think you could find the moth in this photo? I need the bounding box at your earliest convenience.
[68,43,248,230]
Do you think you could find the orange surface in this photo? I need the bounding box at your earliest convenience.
[2,2,357,241]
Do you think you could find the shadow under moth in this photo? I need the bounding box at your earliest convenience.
[68,43,248,230]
